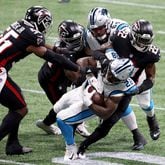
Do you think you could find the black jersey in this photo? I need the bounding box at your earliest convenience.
[111,30,160,82]
[0,19,45,71]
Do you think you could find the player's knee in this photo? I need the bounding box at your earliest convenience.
[122,106,132,117]
[140,100,154,111]
[16,107,28,117]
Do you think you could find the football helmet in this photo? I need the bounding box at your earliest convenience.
[58,20,85,51]
[25,6,52,34]
[88,7,111,41]
[103,58,134,84]
[130,19,154,52]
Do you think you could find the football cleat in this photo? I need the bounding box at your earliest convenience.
[6,144,32,155]
[64,144,78,161]
[36,119,61,135]
[77,142,87,157]
[147,115,160,140]
[132,133,147,150]
[75,122,91,138]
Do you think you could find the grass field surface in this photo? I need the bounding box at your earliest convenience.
[0,0,165,164]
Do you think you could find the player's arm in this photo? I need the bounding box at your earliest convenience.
[26,45,80,72]
[125,63,156,96]
[138,63,155,93]
[89,96,122,120]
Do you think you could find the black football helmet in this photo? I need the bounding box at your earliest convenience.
[58,20,85,51]
[130,19,154,52]
[25,6,52,34]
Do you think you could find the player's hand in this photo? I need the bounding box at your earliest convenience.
[56,47,75,55]
[83,85,96,107]
[125,86,139,96]
[92,50,104,60]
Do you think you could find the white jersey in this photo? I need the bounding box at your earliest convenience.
[55,72,135,124]
[97,71,135,98]
[86,18,130,50]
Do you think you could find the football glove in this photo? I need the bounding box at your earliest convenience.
[125,86,140,96]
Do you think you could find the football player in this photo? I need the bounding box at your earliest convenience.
[78,19,160,155]
[0,6,84,155]
[36,20,92,137]
[112,19,160,140]
[53,57,136,160]
[82,7,146,151]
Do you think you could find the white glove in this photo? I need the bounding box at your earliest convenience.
[83,85,96,107]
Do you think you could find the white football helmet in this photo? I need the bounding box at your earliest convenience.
[103,58,134,84]
[88,7,111,29]
[88,7,111,41]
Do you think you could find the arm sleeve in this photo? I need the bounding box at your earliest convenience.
[138,79,153,93]
[42,49,79,72]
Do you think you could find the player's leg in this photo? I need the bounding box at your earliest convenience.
[121,106,147,150]
[136,89,160,140]
[56,101,93,160]
[36,65,64,134]
[0,77,32,155]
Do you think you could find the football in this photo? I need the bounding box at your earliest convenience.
[91,92,104,106]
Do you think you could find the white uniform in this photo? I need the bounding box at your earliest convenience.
[86,18,130,50]
[55,71,135,125]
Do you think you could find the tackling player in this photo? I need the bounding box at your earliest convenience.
[78,19,160,155]
[36,20,92,137]
[0,6,84,155]
[83,7,146,150]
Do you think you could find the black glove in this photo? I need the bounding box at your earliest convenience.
[92,50,105,60]
[56,47,75,55]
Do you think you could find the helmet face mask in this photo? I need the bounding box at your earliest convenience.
[130,19,154,52]
[58,20,84,51]
[25,6,52,34]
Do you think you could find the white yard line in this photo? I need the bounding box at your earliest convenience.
[0,159,35,165]
[100,0,165,9]
[52,152,165,165]
[22,88,165,111]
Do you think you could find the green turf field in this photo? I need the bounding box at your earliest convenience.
[0,0,165,164]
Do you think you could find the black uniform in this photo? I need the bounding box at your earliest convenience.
[38,43,87,104]
[78,29,160,153]
[0,20,45,110]
[0,19,80,155]
[111,30,160,82]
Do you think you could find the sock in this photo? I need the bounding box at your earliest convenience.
[132,128,142,137]
[56,118,74,145]
[121,106,138,131]
[0,111,23,141]
[43,108,57,126]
